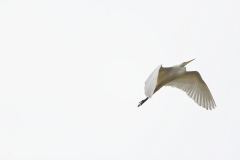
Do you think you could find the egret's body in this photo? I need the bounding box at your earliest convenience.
[138,59,216,110]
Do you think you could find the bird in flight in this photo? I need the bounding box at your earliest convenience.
[138,59,216,110]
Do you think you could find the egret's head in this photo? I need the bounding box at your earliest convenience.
[181,58,195,67]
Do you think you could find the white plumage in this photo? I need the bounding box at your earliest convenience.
[144,65,161,98]
[138,59,216,110]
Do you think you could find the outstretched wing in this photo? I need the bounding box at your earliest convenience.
[144,65,161,98]
[165,71,216,110]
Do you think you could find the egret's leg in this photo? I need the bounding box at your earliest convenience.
[138,97,149,107]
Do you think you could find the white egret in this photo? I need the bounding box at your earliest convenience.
[138,59,216,110]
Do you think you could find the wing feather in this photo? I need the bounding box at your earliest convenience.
[144,65,161,98]
[165,71,216,110]
[202,88,207,109]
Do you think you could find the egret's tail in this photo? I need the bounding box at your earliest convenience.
[138,97,149,107]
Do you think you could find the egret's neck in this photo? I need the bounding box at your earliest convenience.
[172,65,186,77]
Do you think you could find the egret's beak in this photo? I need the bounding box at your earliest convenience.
[184,58,195,66]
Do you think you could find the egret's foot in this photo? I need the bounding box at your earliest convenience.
[138,97,148,107]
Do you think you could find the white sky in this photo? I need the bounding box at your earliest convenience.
[0,0,240,159]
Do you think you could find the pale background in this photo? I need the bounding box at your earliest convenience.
[0,0,240,159]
